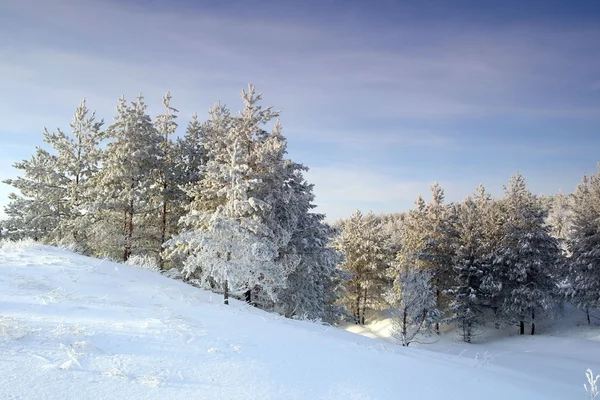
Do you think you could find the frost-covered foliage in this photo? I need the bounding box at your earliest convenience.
[91,94,163,261]
[333,210,393,324]
[565,168,600,323]
[125,254,160,272]
[492,173,561,335]
[3,100,104,250]
[387,268,440,346]
[168,85,339,318]
[448,196,487,342]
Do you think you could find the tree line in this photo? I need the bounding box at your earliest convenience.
[2,85,599,344]
[2,86,343,322]
[333,173,600,344]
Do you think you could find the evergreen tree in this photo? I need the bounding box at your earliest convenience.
[3,149,63,241]
[3,100,103,247]
[170,85,300,305]
[44,99,104,251]
[566,169,600,324]
[387,267,440,346]
[448,195,489,342]
[333,210,393,324]
[493,173,561,335]
[420,182,457,333]
[92,94,162,261]
[154,92,183,268]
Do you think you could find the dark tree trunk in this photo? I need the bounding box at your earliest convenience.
[361,287,368,325]
[159,197,167,270]
[587,308,591,325]
[122,209,128,262]
[354,281,361,324]
[402,307,408,346]
[530,309,535,335]
[435,288,441,334]
[244,287,252,304]
[519,319,524,335]
[223,280,229,305]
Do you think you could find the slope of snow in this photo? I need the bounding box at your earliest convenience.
[0,240,594,399]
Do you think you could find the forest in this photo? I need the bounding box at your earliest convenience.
[2,85,599,345]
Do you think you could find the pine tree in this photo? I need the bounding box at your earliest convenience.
[420,182,457,333]
[3,100,104,246]
[43,99,104,251]
[334,210,393,324]
[448,195,489,342]
[493,173,561,335]
[154,92,182,268]
[170,85,299,305]
[92,94,162,261]
[387,267,440,346]
[566,169,600,324]
[3,149,63,241]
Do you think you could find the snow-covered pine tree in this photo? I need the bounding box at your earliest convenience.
[275,211,344,322]
[334,210,394,325]
[153,92,184,269]
[176,112,205,198]
[417,182,457,333]
[566,168,600,324]
[3,149,63,241]
[3,100,104,246]
[448,195,489,343]
[494,172,561,335]
[43,99,104,252]
[170,85,299,305]
[91,94,162,261]
[386,267,440,346]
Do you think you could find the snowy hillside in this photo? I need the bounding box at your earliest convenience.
[0,241,596,400]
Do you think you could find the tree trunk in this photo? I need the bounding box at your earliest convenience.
[244,287,252,304]
[159,197,167,270]
[530,308,535,336]
[435,288,440,334]
[361,286,368,325]
[124,198,134,262]
[354,281,361,324]
[587,308,591,325]
[223,280,229,305]
[402,307,408,346]
[122,209,128,262]
[519,319,524,335]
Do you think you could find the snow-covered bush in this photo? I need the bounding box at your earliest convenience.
[125,254,160,272]
[0,238,37,252]
[163,268,183,280]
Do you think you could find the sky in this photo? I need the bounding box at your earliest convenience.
[0,0,599,221]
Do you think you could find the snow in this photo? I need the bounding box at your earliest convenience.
[0,240,596,399]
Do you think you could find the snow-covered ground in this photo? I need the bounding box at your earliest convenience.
[0,240,597,399]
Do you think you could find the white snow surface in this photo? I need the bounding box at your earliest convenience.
[0,241,596,399]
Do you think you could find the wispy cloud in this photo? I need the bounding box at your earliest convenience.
[0,0,598,220]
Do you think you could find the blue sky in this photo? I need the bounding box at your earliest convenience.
[0,0,599,221]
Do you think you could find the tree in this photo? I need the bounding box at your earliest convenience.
[387,268,440,346]
[2,149,63,241]
[333,210,393,324]
[170,85,298,305]
[448,194,492,343]
[43,99,105,251]
[493,173,561,335]
[153,92,183,268]
[92,94,162,261]
[566,169,600,324]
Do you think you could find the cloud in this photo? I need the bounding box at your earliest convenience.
[1,0,599,123]
[0,0,598,220]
